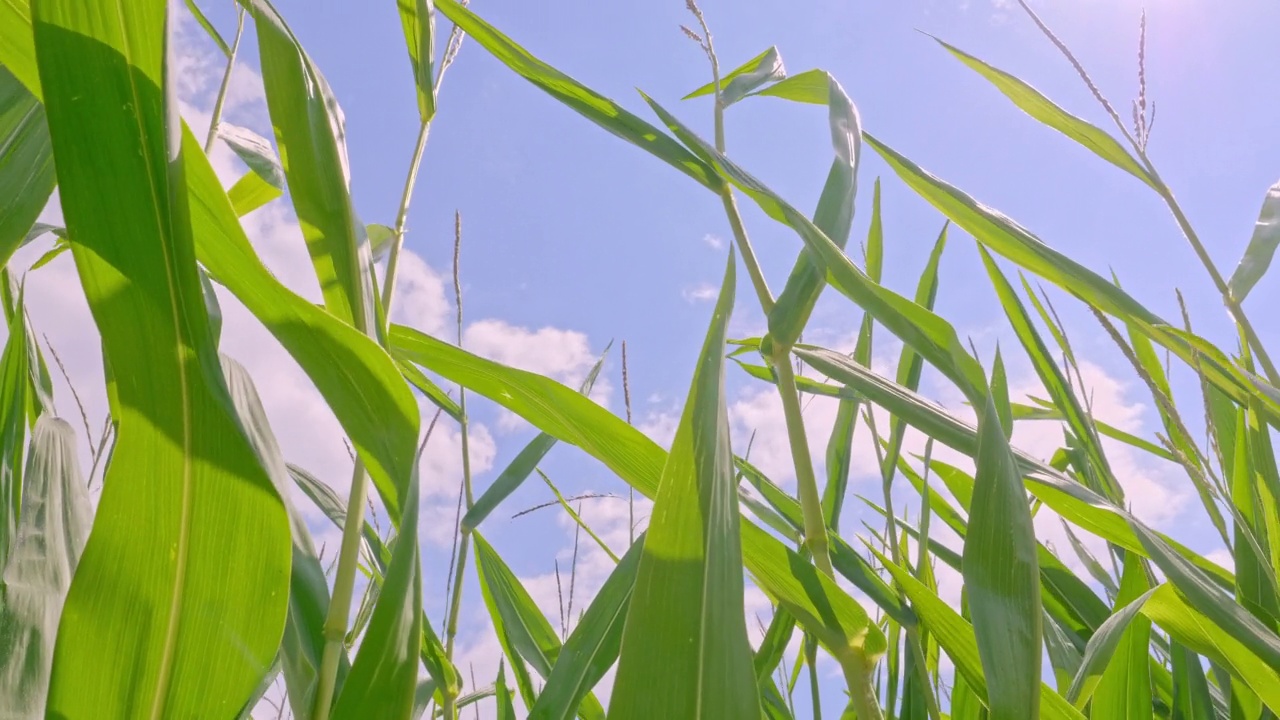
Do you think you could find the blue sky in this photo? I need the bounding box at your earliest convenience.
[16,0,1280,716]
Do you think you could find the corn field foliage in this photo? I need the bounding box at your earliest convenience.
[1,0,1279,718]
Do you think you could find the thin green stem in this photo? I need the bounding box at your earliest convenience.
[771,348,832,576]
[312,460,369,720]
[203,6,246,155]
[804,634,823,720]
[381,119,433,325]
[441,213,474,720]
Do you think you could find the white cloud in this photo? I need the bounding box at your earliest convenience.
[682,283,719,303]
[702,233,725,250]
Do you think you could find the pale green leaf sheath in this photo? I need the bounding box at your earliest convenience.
[610,251,762,720]
[32,1,291,717]
[0,415,93,718]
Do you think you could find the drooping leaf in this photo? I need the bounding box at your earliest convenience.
[220,356,346,718]
[184,121,422,520]
[34,1,292,715]
[240,0,377,334]
[433,0,720,190]
[218,121,285,190]
[0,415,92,718]
[683,46,786,106]
[463,345,609,531]
[1228,180,1280,302]
[641,94,989,402]
[0,64,54,272]
[766,70,861,349]
[865,132,1278,420]
[610,251,761,720]
[529,534,645,720]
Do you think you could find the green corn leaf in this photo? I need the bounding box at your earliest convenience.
[225,169,283,216]
[683,46,786,105]
[217,121,285,190]
[896,461,1110,645]
[930,37,1152,186]
[750,68,831,104]
[1087,554,1153,719]
[530,534,645,720]
[0,64,54,272]
[290,462,458,699]
[183,0,230,57]
[753,607,797,682]
[1228,180,1280,302]
[463,345,610,531]
[610,250,761,720]
[741,521,887,673]
[0,414,92,718]
[979,245,1121,500]
[331,470,423,719]
[1232,405,1280,633]
[183,122,422,521]
[1170,641,1216,720]
[396,0,436,122]
[820,181,882,531]
[221,357,347,717]
[1043,610,1084,694]
[33,1,292,715]
[388,323,914,635]
[963,390,1042,720]
[434,0,720,190]
[1142,584,1280,712]
[394,356,462,423]
[640,94,989,402]
[1131,520,1280,674]
[474,532,607,719]
[495,660,516,720]
[796,344,1236,585]
[879,221,948,475]
[766,71,861,348]
[240,0,377,334]
[0,288,34,568]
[877,552,1086,720]
[864,133,1280,422]
[1012,401,1175,464]
[1064,584,1159,708]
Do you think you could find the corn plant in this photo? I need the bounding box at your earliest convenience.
[1,0,1279,718]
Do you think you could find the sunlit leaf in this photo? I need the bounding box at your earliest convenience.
[34,1,291,715]
[610,251,761,719]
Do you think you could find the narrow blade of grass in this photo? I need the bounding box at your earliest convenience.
[1228,180,1280,302]
[1087,554,1153,717]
